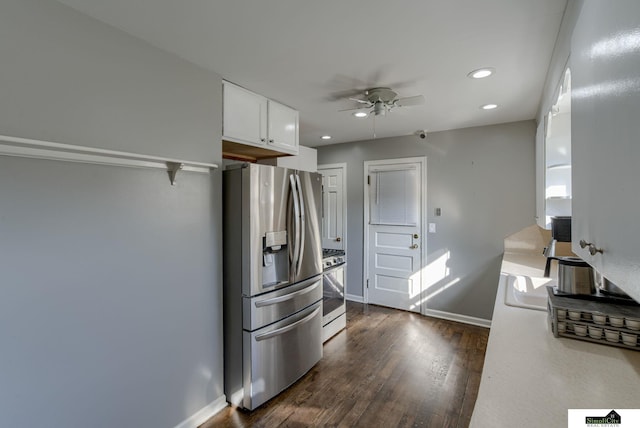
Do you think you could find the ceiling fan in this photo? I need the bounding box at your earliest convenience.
[341,87,425,116]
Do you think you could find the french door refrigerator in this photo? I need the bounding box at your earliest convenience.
[222,163,323,410]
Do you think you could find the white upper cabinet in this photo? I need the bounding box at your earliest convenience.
[267,100,298,153]
[223,81,267,147]
[222,81,299,157]
[570,1,640,301]
[536,69,572,229]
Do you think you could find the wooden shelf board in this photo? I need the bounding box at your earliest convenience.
[222,140,292,162]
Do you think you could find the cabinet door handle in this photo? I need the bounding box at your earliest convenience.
[580,239,603,255]
[269,139,274,143]
[336,237,341,242]
[589,245,604,255]
[260,138,266,142]
[410,244,418,249]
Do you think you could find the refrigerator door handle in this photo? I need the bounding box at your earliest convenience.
[254,306,321,341]
[254,281,318,307]
[289,174,301,274]
[295,174,306,276]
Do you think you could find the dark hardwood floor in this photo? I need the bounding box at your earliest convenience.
[201,302,489,428]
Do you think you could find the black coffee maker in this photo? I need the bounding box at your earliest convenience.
[543,216,572,277]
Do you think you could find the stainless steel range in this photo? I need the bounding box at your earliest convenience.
[322,249,346,342]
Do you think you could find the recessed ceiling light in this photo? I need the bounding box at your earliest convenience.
[468,68,494,79]
[481,103,498,110]
[321,135,332,140]
[353,111,368,118]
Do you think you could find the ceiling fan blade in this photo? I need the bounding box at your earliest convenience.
[394,95,425,107]
[348,97,372,105]
[338,106,370,112]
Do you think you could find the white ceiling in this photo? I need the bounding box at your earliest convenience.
[55,0,567,148]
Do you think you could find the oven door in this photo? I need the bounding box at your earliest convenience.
[322,264,345,325]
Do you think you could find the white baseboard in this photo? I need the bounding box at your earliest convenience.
[345,293,364,303]
[173,395,228,428]
[423,308,492,328]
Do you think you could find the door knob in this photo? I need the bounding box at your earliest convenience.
[410,244,418,249]
[336,237,341,242]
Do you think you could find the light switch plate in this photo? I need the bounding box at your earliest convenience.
[428,223,436,233]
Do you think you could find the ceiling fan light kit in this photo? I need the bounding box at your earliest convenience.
[373,101,387,116]
[342,87,425,117]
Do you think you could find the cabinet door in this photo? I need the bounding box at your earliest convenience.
[267,100,298,154]
[535,119,546,228]
[571,1,640,301]
[223,81,267,147]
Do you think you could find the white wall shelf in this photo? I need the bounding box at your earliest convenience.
[0,135,218,185]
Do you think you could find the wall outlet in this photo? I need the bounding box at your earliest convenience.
[428,223,437,233]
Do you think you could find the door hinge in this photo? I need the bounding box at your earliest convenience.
[367,175,370,185]
[366,279,369,288]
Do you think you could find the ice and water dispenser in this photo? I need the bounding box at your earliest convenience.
[262,230,289,287]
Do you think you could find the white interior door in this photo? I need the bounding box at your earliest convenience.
[319,164,346,250]
[365,158,425,313]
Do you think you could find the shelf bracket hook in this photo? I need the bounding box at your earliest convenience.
[167,162,184,186]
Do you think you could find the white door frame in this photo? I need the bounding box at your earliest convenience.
[363,156,427,307]
[317,163,347,254]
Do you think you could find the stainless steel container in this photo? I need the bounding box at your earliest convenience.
[557,257,595,295]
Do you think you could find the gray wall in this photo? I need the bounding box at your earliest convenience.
[0,1,223,427]
[0,0,219,162]
[317,121,535,320]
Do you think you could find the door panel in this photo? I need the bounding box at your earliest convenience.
[319,166,345,250]
[366,159,424,312]
[376,252,414,272]
[370,168,419,226]
[294,171,323,283]
[376,231,413,249]
[375,274,413,293]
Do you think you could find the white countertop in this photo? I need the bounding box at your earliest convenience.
[470,252,640,427]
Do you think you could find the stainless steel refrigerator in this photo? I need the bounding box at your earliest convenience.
[222,163,323,410]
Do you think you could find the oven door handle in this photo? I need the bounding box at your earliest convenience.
[254,306,321,341]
